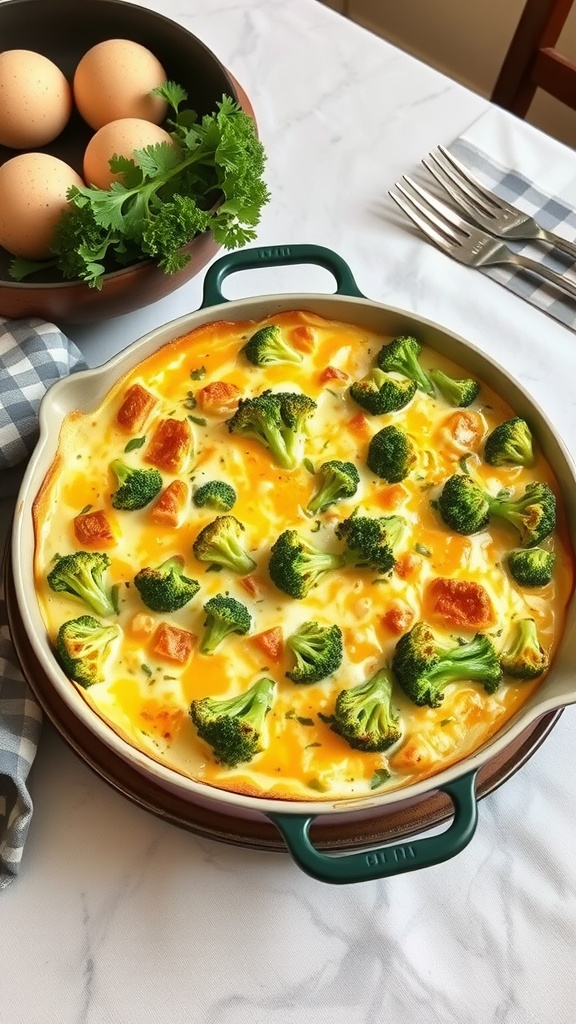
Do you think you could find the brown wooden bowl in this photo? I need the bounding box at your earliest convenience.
[0,0,250,324]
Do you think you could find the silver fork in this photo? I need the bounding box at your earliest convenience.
[423,144,576,262]
[389,176,576,300]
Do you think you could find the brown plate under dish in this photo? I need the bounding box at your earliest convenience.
[4,553,562,853]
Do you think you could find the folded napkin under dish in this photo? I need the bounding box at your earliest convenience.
[0,318,86,889]
[449,107,576,331]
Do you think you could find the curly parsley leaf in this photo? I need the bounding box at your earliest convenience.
[10,90,270,289]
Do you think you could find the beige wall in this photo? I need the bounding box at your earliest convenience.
[320,0,576,148]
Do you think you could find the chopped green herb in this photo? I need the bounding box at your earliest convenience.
[190,366,206,380]
[414,542,432,557]
[79,504,93,515]
[187,414,207,426]
[297,716,315,727]
[10,92,270,289]
[124,436,146,453]
[141,664,153,677]
[370,768,392,790]
[303,458,315,475]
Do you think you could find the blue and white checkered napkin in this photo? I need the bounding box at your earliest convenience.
[448,126,576,331]
[0,317,86,889]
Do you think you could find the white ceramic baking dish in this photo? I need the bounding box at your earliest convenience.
[11,245,576,884]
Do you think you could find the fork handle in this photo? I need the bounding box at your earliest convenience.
[510,252,576,300]
[537,229,576,263]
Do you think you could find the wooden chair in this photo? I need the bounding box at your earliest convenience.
[491,0,576,117]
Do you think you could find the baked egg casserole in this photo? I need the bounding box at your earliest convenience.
[33,311,575,800]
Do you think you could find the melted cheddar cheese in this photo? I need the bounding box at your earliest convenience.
[33,310,575,800]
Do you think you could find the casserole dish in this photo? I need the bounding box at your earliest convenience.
[12,245,576,884]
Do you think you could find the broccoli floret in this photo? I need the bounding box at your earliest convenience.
[227,389,316,470]
[306,459,360,516]
[47,551,118,618]
[507,547,555,587]
[189,677,275,766]
[193,480,237,512]
[331,665,402,751]
[335,512,406,575]
[484,417,534,467]
[428,367,480,408]
[133,555,200,612]
[437,474,491,535]
[490,482,556,546]
[242,324,303,366]
[200,595,252,655]
[392,621,503,707]
[192,515,256,575]
[376,335,434,395]
[110,458,162,510]
[56,614,121,688]
[500,618,549,679]
[268,529,345,599]
[366,424,417,483]
[285,621,343,683]
[437,475,556,546]
[349,368,417,415]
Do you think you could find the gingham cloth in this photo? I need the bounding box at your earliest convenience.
[0,317,86,889]
[448,138,576,331]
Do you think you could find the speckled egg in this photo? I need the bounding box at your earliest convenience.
[83,117,177,189]
[73,38,169,130]
[0,153,84,259]
[0,49,73,149]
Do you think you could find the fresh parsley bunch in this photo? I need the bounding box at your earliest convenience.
[11,84,270,289]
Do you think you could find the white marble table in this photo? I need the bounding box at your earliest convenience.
[3,1,576,1021]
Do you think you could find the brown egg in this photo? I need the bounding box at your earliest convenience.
[83,118,177,189]
[0,50,73,148]
[0,153,83,259]
[73,39,169,130]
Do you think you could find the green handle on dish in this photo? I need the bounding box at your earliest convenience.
[201,243,365,307]
[267,769,479,885]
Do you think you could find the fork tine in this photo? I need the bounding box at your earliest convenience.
[422,156,494,225]
[401,175,473,236]
[427,151,496,220]
[399,178,475,243]
[434,145,503,214]
[388,188,456,253]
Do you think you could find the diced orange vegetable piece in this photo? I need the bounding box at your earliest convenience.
[425,577,495,630]
[381,603,414,635]
[444,410,483,450]
[240,575,261,598]
[196,381,241,415]
[320,365,349,384]
[347,412,370,437]
[290,325,316,352]
[145,418,192,473]
[150,479,189,527]
[394,552,420,581]
[73,509,114,547]
[251,627,283,662]
[152,623,196,663]
[375,483,407,511]
[116,383,157,432]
